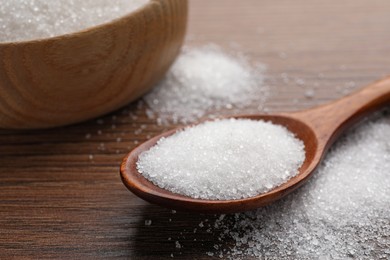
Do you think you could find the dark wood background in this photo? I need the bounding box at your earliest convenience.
[1,0,389,259]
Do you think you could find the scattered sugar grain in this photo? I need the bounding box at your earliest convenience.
[339,64,347,70]
[304,89,315,99]
[295,78,305,86]
[345,81,356,88]
[144,219,152,226]
[278,52,288,59]
[0,0,148,42]
[144,45,268,125]
[211,113,390,258]
[136,118,305,200]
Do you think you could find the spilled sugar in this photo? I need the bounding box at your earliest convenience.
[0,0,148,42]
[144,45,268,125]
[210,113,390,258]
[136,118,305,200]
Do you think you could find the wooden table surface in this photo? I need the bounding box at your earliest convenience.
[1,0,390,259]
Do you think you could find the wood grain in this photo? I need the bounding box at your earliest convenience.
[0,0,187,129]
[1,0,390,258]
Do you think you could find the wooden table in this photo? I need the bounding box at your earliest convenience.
[1,0,389,258]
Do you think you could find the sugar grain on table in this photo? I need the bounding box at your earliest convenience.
[144,45,268,125]
[211,113,390,259]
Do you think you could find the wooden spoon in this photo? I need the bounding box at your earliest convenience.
[120,77,390,213]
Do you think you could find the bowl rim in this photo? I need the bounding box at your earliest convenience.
[0,0,156,46]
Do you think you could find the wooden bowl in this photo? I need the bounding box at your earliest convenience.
[0,0,187,129]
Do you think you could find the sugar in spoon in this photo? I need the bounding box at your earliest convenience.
[120,77,390,213]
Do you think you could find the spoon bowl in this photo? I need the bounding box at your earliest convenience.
[121,77,390,213]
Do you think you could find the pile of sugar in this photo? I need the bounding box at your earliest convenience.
[144,45,268,125]
[136,118,305,200]
[0,0,148,42]
[210,114,390,258]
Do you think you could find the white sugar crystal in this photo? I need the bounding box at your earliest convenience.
[0,0,148,43]
[144,45,268,125]
[304,89,315,99]
[144,219,152,226]
[211,113,390,258]
[136,118,305,200]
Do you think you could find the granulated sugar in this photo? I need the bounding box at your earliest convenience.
[136,118,305,200]
[0,0,148,42]
[211,113,390,258]
[144,45,268,125]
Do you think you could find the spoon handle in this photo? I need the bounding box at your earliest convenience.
[292,76,390,149]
